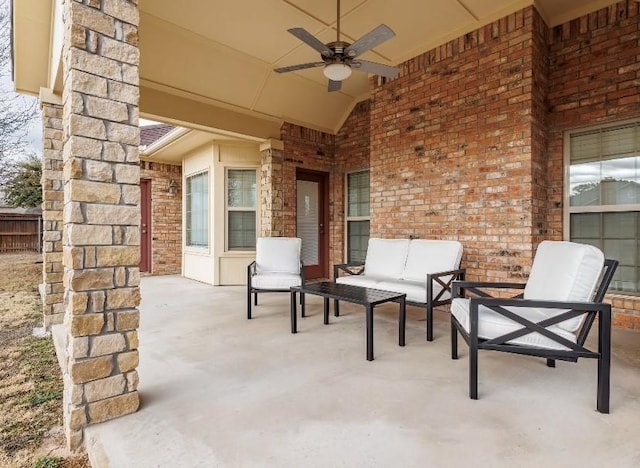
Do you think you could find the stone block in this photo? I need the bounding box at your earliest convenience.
[85,160,114,182]
[121,63,138,85]
[108,81,139,105]
[90,290,106,313]
[70,23,86,49]
[125,371,139,392]
[69,114,107,140]
[86,204,137,226]
[117,350,139,373]
[103,141,126,162]
[63,159,83,180]
[64,380,85,406]
[115,267,126,287]
[67,179,121,204]
[115,309,139,331]
[84,374,126,402]
[86,95,129,122]
[103,0,139,25]
[122,185,140,205]
[87,391,139,425]
[63,246,84,269]
[114,163,140,184]
[84,246,97,268]
[69,336,89,359]
[63,202,85,224]
[124,144,139,163]
[68,69,108,98]
[70,314,105,336]
[101,35,139,65]
[106,287,141,310]
[71,1,115,37]
[67,224,113,246]
[90,333,127,357]
[107,122,139,145]
[127,267,140,286]
[68,290,89,314]
[65,427,84,452]
[96,245,140,267]
[126,330,139,350]
[68,135,103,159]
[68,406,88,431]
[70,48,122,81]
[69,268,115,291]
[123,227,140,246]
[69,355,113,384]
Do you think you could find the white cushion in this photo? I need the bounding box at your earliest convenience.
[364,238,410,279]
[524,241,604,332]
[451,298,578,351]
[252,273,302,290]
[402,240,463,281]
[336,275,383,289]
[255,237,301,275]
[376,280,445,304]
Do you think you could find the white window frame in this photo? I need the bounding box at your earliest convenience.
[225,167,258,252]
[345,169,370,263]
[564,118,640,293]
[185,170,209,249]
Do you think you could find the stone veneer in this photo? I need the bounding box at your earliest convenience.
[41,102,65,327]
[259,140,284,237]
[60,0,141,449]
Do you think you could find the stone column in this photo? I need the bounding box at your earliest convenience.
[259,139,284,237]
[60,0,140,450]
[41,97,65,327]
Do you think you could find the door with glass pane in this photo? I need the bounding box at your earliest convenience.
[296,171,328,279]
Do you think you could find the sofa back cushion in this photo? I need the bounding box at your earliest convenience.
[524,240,604,332]
[402,240,464,282]
[364,238,410,279]
[255,237,302,274]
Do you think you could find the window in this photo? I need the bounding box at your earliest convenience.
[346,170,370,263]
[567,121,640,293]
[227,169,257,250]
[186,171,209,247]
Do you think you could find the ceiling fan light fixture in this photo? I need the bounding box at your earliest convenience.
[323,63,352,81]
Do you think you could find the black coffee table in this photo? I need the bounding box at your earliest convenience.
[290,282,406,361]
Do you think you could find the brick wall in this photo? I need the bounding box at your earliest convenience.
[546,0,640,328]
[140,161,182,275]
[369,8,539,281]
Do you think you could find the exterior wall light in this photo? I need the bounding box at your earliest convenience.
[167,178,178,195]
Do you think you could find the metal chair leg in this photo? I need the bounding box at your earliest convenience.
[426,304,434,341]
[546,359,556,368]
[597,307,611,414]
[451,318,458,360]
[247,287,252,320]
[470,304,479,399]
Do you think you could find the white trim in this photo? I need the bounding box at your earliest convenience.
[224,167,258,253]
[184,169,210,252]
[344,169,371,262]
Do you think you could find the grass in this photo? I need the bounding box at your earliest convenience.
[0,253,89,468]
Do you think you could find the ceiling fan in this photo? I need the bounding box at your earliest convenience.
[274,0,400,92]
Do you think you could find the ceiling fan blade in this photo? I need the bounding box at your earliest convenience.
[274,62,326,73]
[352,60,399,79]
[344,24,395,58]
[288,28,334,57]
[328,80,342,92]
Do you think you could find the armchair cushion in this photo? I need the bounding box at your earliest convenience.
[336,274,384,289]
[402,240,463,282]
[363,238,410,279]
[523,241,604,332]
[451,298,578,351]
[251,272,302,290]
[377,280,443,303]
[255,237,302,275]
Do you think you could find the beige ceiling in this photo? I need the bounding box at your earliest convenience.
[13,0,622,137]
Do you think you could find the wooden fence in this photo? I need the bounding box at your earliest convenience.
[0,215,42,253]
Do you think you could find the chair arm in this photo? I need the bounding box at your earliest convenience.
[248,261,256,277]
[425,268,466,303]
[333,262,365,281]
[452,280,526,299]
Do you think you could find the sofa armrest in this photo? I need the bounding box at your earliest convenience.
[333,262,365,281]
[426,268,466,304]
[248,261,256,277]
[452,280,526,299]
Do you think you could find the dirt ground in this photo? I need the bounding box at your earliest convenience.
[0,253,89,468]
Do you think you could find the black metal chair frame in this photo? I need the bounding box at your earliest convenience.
[334,262,466,341]
[451,258,618,413]
[247,260,304,319]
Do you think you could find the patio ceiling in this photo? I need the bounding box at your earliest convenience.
[13,0,622,136]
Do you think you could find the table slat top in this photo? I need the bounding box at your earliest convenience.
[292,281,405,306]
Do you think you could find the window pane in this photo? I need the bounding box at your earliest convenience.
[228,211,256,250]
[347,171,370,217]
[186,172,208,247]
[348,220,370,263]
[228,170,256,208]
[570,212,640,293]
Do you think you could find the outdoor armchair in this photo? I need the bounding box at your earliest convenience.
[247,237,304,319]
[450,240,617,413]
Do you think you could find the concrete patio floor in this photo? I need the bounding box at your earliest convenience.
[85,275,640,467]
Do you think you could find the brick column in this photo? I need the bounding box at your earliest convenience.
[259,139,284,237]
[41,99,65,327]
[60,0,140,450]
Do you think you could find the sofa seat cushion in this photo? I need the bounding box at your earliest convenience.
[402,240,463,282]
[252,273,302,290]
[375,280,443,304]
[451,298,577,351]
[336,275,383,289]
[364,238,410,279]
[523,241,604,332]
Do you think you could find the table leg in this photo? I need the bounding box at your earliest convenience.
[334,299,340,317]
[399,296,406,347]
[366,305,374,361]
[301,292,306,318]
[324,298,329,325]
[290,290,297,334]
